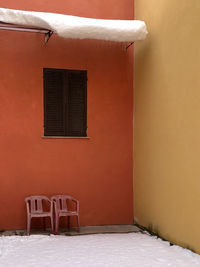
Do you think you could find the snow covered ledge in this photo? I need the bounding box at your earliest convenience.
[0,8,147,42]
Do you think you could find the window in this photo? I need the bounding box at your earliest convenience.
[43,68,87,137]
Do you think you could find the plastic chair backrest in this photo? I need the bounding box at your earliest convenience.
[25,196,50,213]
[51,195,74,212]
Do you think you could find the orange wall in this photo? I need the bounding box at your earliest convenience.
[0,1,134,229]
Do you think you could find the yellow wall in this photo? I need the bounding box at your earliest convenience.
[134,0,200,253]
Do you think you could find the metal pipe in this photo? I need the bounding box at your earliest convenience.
[0,24,49,34]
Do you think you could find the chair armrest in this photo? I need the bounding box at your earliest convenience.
[25,201,30,215]
[52,200,59,214]
[50,200,54,213]
[71,198,79,213]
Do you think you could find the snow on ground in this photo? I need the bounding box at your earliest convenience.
[0,233,200,267]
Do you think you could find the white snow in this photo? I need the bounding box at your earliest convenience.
[0,8,147,42]
[0,233,200,267]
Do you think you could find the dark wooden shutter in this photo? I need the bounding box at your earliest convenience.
[44,68,87,137]
[43,69,65,136]
[66,70,87,137]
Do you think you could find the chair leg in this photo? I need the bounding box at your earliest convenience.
[55,214,59,235]
[67,216,70,230]
[76,215,80,232]
[50,216,54,234]
[27,216,31,235]
[43,217,46,231]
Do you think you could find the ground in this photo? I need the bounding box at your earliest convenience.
[0,232,200,266]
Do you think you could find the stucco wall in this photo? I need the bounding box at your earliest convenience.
[134,0,200,253]
[0,1,134,229]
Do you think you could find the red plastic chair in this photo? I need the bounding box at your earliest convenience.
[51,195,80,234]
[25,196,54,235]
